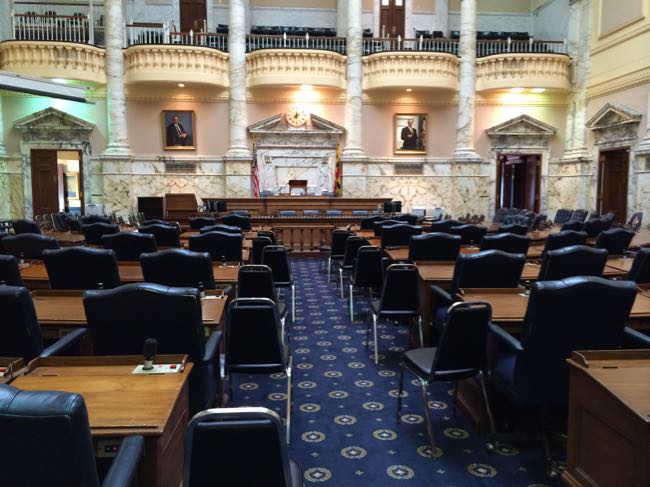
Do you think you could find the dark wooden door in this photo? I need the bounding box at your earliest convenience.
[31,149,60,216]
[380,0,405,37]
[496,154,540,212]
[598,149,629,222]
[180,0,207,32]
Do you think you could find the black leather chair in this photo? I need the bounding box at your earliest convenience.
[373,219,402,237]
[262,245,295,320]
[582,218,606,237]
[222,213,251,230]
[560,220,584,232]
[257,230,277,244]
[1,233,60,259]
[199,224,242,235]
[225,298,292,442]
[139,224,181,247]
[81,222,120,245]
[450,224,488,245]
[0,230,8,251]
[393,213,419,225]
[595,227,635,255]
[141,249,216,289]
[429,219,462,233]
[360,215,387,230]
[489,277,648,478]
[334,236,370,297]
[0,285,86,362]
[0,255,24,286]
[381,224,422,248]
[480,233,531,255]
[11,218,41,234]
[601,211,615,230]
[348,246,383,320]
[62,213,82,231]
[497,223,529,236]
[83,283,222,414]
[627,211,643,231]
[570,209,588,222]
[237,265,288,337]
[189,231,243,262]
[0,384,144,487]
[537,245,607,281]
[140,218,172,227]
[325,229,354,279]
[82,215,112,224]
[542,230,587,253]
[627,247,650,283]
[43,247,120,289]
[553,208,573,225]
[184,407,302,487]
[189,216,216,230]
[369,263,422,365]
[450,250,525,292]
[251,236,273,265]
[396,301,494,452]
[408,233,462,261]
[102,231,157,261]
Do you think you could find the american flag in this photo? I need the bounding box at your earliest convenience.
[251,138,260,197]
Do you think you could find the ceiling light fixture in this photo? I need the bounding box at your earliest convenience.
[531,88,546,93]
[510,87,524,93]
[406,88,413,92]
[178,83,185,88]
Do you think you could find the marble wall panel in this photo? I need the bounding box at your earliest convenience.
[365,176,452,211]
[635,172,650,227]
[0,158,24,219]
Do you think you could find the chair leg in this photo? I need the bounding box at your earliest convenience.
[417,316,423,347]
[419,380,436,456]
[291,284,296,322]
[349,284,354,321]
[373,313,379,365]
[479,371,497,453]
[452,381,459,417]
[339,268,344,298]
[327,257,331,280]
[396,362,406,421]
[280,316,286,343]
[286,358,293,445]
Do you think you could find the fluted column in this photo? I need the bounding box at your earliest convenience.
[453,0,479,161]
[103,0,130,156]
[226,0,250,159]
[341,0,366,159]
[0,95,7,157]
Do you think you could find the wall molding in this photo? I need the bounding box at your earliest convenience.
[588,66,650,99]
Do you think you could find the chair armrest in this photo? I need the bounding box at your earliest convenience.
[102,435,145,487]
[40,328,86,357]
[623,327,650,349]
[203,331,223,364]
[429,285,455,308]
[489,324,524,353]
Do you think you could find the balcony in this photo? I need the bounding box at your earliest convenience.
[363,51,460,91]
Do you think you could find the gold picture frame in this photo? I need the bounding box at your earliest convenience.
[394,113,427,155]
[162,110,196,150]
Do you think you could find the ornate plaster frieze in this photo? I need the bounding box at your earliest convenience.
[476,53,571,92]
[587,102,642,148]
[362,52,459,91]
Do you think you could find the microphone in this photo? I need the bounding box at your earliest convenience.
[142,338,158,371]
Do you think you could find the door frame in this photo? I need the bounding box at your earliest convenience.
[29,148,85,217]
[495,153,541,212]
[596,147,629,219]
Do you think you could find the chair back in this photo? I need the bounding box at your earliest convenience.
[257,230,276,244]
[543,230,587,253]
[238,265,276,301]
[351,246,383,289]
[326,209,342,216]
[570,209,588,222]
[330,229,354,257]
[373,219,402,236]
[450,224,488,245]
[43,247,120,289]
[140,218,172,227]
[628,247,650,283]
[189,216,216,230]
[381,224,422,248]
[0,286,43,361]
[0,255,24,286]
[553,208,573,224]
[497,223,529,236]
[433,301,492,376]
[200,224,242,235]
[341,236,370,267]
[480,233,531,255]
[379,263,419,313]
[601,212,615,230]
[140,249,215,289]
[222,214,251,230]
[452,250,525,291]
[185,407,294,487]
[81,222,120,245]
[560,220,584,232]
[139,224,181,247]
[189,231,243,262]
[582,218,606,237]
[261,245,292,285]
[62,213,82,231]
[251,236,273,265]
[360,215,387,230]
[0,385,100,487]
[304,209,319,216]
[11,219,41,234]
[627,211,643,231]
[393,213,419,225]
[408,233,461,261]
[538,245,607,281]
[1,233,60,259]
[595,227,635,255]
[226,298,286,371]
[429,219,462,233]
[82,215,112,225]
[102,231,157,261]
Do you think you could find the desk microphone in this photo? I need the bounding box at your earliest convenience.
[143,338,158,371]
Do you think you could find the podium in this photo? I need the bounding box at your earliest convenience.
[288,179,308,195]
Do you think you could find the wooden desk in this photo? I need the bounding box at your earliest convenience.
[385,244,545,262]
[630,228,650,249]
[43,231,86,246]
[606,256,634,274]
[20,262,240,289]
[13,355,192,487]
[563,350,650,487]
[273,224,333,250]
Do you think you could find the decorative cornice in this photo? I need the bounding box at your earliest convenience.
[588,66,650,99]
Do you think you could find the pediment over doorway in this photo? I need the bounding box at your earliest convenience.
[14,107,94,132]
[486,114,557,138]
[587,103,642,130]
[248,112,344,135]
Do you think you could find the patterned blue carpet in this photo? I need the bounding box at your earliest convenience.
[230,258,558,486]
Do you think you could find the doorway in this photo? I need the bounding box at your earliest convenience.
[379,0,405,38]
[495,154,541,212]
[30,149,84,217]
[180,0,207,32]
[597,148,629,223]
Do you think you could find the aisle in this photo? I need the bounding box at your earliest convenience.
[230,257,557,486]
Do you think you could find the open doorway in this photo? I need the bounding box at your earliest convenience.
[495,154,541,212]
[30,149,84,217]
[597,148,629,223]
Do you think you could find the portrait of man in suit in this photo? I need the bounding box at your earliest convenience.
[395,113,427,154]
[163,111,195,150]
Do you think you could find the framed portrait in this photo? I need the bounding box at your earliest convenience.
[162,110,196,150]
[394,113,427,155]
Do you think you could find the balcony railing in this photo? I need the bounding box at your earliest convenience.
[476,39,567,57]
[12,12,103,45]
[363,37,459,55]
[246,34,346,54]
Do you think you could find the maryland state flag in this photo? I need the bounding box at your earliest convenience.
[334,143,342,196]
[251,137,260,197]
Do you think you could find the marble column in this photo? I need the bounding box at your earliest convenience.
[636,93,650,154]
[562,0,590,161]
[0,0,12,42]
[337,0,347,39]
[0,95,7,158]
[103,0,131,156]
[341,0,366,159]
[226,0,251,159]
[453,0,480,162]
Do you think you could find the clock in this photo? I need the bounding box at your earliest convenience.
[286,105,307,127]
